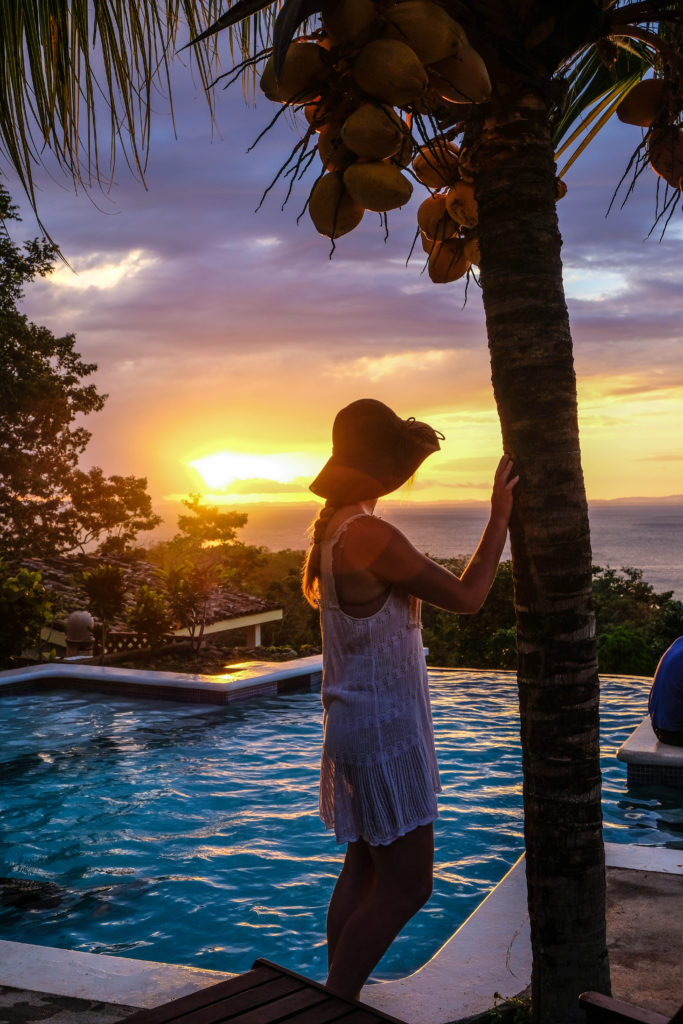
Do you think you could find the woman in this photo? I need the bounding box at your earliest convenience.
[302,398,518,1000]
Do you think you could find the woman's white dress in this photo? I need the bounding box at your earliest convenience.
[318,514,441,846]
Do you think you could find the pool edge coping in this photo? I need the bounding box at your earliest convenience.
[0,657,324,703]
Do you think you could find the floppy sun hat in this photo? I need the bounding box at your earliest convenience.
[310,399,443,503]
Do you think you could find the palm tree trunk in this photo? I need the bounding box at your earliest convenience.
[467,96,611,1024]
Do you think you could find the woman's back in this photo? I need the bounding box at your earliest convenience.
[318,511,441,847]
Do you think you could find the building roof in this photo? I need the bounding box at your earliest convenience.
[21,555,280,631]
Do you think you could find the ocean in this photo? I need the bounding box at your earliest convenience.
[238,501,683,599]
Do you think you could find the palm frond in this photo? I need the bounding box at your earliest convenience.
[551,35,657,175]
[0,1,223,220]
[553,37,655,148]
[186,0,274,48]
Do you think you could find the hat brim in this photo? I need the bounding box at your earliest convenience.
[309,460,399,502]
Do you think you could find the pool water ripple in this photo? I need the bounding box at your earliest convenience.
[0,673,681,982]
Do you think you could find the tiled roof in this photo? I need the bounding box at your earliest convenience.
[21,555,280,630]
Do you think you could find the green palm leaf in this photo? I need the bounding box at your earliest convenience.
[0,1,222,223]
[551,36,657,173]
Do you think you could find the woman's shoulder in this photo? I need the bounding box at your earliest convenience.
[332,512,414,563]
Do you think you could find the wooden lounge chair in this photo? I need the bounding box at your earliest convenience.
[580,991,683,1024]
[118,958,407,1024]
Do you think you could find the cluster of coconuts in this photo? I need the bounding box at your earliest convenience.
[259,0,491,272]
[616,77,683,191]
[413,137,479,282]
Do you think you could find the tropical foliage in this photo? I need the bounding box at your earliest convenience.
[127,585,174,647]
[79,563,127,659]
[0,560,52,668]
[421,559,683,675]
[0,185,161,559]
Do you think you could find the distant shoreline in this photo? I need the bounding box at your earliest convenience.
[180,495,683,511]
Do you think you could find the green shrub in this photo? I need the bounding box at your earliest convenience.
[0,560,52,667]
[128,585,173,647]
[597,626,653,675]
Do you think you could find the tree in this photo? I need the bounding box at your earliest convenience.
[152,495,267,650]
[0,560,52,668]
[2,4,682,1020]
[592,565,683,673]
[80,564,127,660]
[0,186,105,558]
[68,467,163,555]
[177,493,248,546]
[163,556,223,652]
[0,186,162,559]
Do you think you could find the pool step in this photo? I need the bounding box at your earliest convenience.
[117,959,406,1024]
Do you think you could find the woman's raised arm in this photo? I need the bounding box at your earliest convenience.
[346,456,518,614]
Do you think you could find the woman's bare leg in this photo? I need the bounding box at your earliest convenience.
[325,824,434,1000]
[326,839,375,967]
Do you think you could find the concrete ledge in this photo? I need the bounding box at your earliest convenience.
[0,940,234,1008]
[0,656,323,705]
[605,843,683,874]
[617,717,683,766]
[617,716,683,789]
[361,854,531,1024]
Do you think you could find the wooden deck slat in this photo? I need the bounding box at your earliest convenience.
[251,961,407,1024]
[167,977,307,1024]
[579,992,672,1024]
[226,985,329,1024]
[275,999,364,1024]
[118,967,285,1024]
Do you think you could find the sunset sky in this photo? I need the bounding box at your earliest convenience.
[5,45,683,533]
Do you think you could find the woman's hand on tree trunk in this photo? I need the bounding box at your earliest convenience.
[491,454,519,528]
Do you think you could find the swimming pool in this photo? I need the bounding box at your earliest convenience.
[0,671,681,983]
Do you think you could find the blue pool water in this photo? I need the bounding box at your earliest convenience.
[0,671,681,982]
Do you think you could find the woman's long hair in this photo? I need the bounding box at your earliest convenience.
[302,502,336,608]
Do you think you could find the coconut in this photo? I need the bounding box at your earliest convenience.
[309,173,365,237]
[420,230,439,254]
[412,139,460,188]
[648,125,683,190]
[322,0,378,45]
[429,46,492,104]
[445,180,478,227]
[428,237,470,283]
[554,176,568,200]
[425,71,473,116]
[417,194,458,241]
[343,161,413,211]
[341,103,403,159]
[318,124,356,171]
[463,234,480,266]
[391,131,415,168]
[384,1,467,65]
[260,42,327,104]
[305,98,335,131]
[352,38,428,107]
[617,78,667,128]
